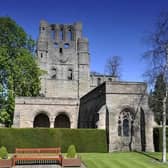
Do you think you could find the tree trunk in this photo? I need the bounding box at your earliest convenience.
[162,96,167,163]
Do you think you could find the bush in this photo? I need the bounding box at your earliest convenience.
[0,146,8,159]
[0,128,107,153]
[66,145,76,158]
[153,127,168,152]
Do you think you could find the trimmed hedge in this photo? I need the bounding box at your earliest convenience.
[153,127,168,152]
[0,128,107,153]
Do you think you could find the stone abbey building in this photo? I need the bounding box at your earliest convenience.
[13,20,154,152]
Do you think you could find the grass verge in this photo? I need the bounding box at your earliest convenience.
[80,152,168,168]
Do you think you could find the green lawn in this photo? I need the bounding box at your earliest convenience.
[80,152,168,168]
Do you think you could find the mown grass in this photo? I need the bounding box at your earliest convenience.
[80,152,168,168]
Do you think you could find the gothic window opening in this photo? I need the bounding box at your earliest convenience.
[51,29,55,40]
[68,69,73,80]
[59,48,63,54]
[59,29,63,40]
[118,108,134,137]
[67,30,72,40]
[40,53,43,58]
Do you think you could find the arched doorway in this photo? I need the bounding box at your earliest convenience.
[33,113,50,128]
[54,114,70,128]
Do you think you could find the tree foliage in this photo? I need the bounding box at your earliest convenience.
[148,74,168,124]
[0,17,41,127]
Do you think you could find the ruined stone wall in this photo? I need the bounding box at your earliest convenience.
[37,21,90,98]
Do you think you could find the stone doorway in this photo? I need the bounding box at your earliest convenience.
[54,114,70,128]
[33,113,50,128]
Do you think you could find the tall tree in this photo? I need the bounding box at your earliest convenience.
[0,17,41,127]
[143,11,168,163]
[105,55,121,78]
[148,74,168,125]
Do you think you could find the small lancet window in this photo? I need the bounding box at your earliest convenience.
[68,69,73,80]
[59,48,63,54]
[51,29,55,40]
[67,30,72,40]
[59,29,63,40]
[40,53,43,58]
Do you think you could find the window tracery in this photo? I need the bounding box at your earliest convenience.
[118,108,134,137]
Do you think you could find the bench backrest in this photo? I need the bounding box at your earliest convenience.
[15,148,61,154]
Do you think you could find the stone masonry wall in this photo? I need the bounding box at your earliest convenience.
[13,97,79,128]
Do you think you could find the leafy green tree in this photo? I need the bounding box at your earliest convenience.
[0,17,41,127]
[148,74,168,124]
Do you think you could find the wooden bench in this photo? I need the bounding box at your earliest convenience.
[12,147,62,166]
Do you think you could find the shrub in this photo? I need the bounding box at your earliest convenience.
[0,146,8,159]
[66,145,77,158]
[0,128,107,153]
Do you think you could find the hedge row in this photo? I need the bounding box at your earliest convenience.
[153,127,168,152]
[0,128,107,153]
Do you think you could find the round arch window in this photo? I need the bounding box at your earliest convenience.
[33,113,50,128]
[54,114,70,128]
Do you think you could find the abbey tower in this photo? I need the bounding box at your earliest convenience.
[37,20,90,98]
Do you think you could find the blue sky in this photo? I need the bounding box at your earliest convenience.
[1,0,168,82]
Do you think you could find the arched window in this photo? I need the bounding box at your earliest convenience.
[50,27,55,40]
[68,69,73,80]
[59,29,63,40]
[67,30,72,40]
[54,114,70,128]
[118,108,134,137]
[33,113,50,128]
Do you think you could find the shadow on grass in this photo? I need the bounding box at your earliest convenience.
[136,151,161,162]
